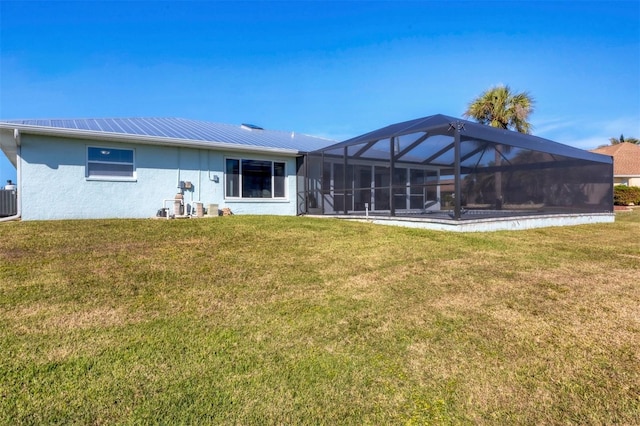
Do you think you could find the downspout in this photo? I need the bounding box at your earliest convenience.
[0,129,22,222]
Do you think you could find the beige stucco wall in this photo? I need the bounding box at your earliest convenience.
[628,177,640,187]
[615,176,640,187]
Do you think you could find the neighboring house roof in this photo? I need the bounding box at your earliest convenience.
[591,142,640,176]
[0,118,336,164]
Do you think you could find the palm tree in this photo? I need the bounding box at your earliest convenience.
[463,85,535,208]
[609,134,639,145]
[463,84,534,133]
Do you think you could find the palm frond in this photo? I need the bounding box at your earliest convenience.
[464,85,535,134]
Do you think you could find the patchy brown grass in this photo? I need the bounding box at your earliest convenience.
[0,212,638,424]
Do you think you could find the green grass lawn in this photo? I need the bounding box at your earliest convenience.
[1,212,639,425]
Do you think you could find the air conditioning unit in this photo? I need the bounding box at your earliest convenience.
[0,190,17,217]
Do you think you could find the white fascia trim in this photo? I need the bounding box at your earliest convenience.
[0,123,302,157]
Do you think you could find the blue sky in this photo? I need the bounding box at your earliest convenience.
[1,0,639,185]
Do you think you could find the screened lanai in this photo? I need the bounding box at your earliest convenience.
[297,114,613,222]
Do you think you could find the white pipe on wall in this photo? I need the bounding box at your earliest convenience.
[176,147,181,189]
[198,168,202,202]
[162,198,187,219]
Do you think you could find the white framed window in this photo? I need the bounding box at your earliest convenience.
[225,158,286,199]
[86,146,136,180]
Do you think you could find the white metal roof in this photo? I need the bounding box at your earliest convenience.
[0,117,336,157]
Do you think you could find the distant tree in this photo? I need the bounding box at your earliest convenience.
[463,85,535,207]
[609,134,639,145]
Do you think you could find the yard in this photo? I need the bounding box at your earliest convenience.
[1,212,638,424]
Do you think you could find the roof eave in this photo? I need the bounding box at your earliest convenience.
[0,123,302,156]
[0,128,18,166]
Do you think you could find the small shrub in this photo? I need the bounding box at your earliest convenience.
[613,185,640,205]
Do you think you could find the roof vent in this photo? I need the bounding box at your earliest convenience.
[241,123,264,131]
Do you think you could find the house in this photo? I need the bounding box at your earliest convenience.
[0,118,334,220]
[591,142,640,187]
[0,114,615,231]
